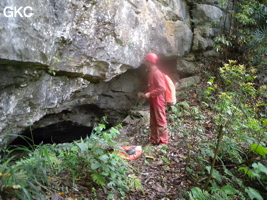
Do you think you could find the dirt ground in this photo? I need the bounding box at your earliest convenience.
[125,133,191,199]
[116,107,198,200]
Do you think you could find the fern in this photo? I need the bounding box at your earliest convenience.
[210,190,234,200]
[188,187,210,200]
[253,26,267,42]
[126,174,143,191]
[91,173,105,186]
[189,183,238,199]
[177,101,190,109]
[218,136,244,163]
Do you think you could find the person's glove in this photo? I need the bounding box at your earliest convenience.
[144,93,150,98]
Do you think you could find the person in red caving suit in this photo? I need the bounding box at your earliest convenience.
[139,53,169,145]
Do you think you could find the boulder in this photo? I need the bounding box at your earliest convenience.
[191,4,223,52]
[179,76,201,89]
[192,4,223,24]
[177,54,199,76]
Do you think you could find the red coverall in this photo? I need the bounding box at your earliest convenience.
[147,66,169,144]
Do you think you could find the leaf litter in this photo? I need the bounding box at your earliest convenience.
[118,84,216,199]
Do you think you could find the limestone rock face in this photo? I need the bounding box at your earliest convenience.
[192,4,223,23]
[191,4,223,52]
[0,0,226,145]
[0,66,89,140]
[0,0,193,81]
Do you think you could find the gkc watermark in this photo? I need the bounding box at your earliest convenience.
[3,6,34,17]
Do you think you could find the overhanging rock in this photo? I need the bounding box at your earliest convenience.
[0,0,193,82]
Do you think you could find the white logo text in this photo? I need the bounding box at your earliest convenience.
[3,6,34,18]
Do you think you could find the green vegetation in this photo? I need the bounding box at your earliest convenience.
[166,1,267,198]
[166,61,267,200]
[215,0,267,68]
[0,120,142,199]
[187,61,266,199]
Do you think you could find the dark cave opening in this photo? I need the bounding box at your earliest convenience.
[8,121,116,150]
[8,102,124,150]
[8,103,119,148]
[9,121,94,147]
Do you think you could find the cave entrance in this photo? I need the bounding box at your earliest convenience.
[10,121,94,147]
[9,104,118,148]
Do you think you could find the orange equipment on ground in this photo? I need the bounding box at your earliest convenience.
[117,145,142,160]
